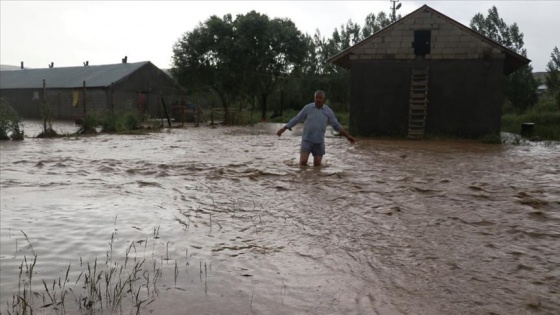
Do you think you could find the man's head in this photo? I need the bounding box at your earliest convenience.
[314,90,326,108]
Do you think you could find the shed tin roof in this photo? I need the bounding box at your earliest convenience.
[0,61,151,89]
[327,5,530,75]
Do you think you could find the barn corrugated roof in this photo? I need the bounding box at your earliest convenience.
[327,5,530,75]
[0,61,150,89]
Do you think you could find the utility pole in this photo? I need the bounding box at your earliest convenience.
[390,0,402,22]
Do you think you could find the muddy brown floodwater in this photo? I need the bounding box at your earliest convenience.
[1,120,559,314]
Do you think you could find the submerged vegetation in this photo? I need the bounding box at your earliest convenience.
[3,227,202,315]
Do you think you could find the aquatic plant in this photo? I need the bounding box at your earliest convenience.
[3,230,169,315]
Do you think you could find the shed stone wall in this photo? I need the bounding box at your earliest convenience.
[351,10,504,62]
[349,59,504,137]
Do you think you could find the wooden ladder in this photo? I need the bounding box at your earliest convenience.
[408,67,429,139]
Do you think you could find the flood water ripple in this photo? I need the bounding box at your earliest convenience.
[1,122,559,314]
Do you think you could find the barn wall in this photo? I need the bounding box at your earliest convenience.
[1,63,186,120]
[350,59,504,137]
[53,88,107,119]
[0,89,42,118]
[0,88,108,120]
[112,63,185,119]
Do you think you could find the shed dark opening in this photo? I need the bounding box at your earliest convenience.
[414,30,431,56]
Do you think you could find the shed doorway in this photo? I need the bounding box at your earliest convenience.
[414,30,431,56]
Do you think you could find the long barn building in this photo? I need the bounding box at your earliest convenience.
[0,61,185,121]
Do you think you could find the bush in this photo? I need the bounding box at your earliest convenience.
[501,98,560,140]
[0,97,24,140]
[101,112,141,133]
[80,113,100,134]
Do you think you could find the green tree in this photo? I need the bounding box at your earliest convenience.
[172,14,240,123]
[333,19,362,51]
[505,65,539,113]
[279,33,319,111]
[298,11,392,110]
[0,97,24,140]
[362,12,392,38]
[171,11,306,123]
[470,6,537,112]
[234,11,308,120]
[298,33,319,76]
[545,46,560,107]
[324,23,357,109]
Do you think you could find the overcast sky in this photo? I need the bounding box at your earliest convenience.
[1,1,558,72]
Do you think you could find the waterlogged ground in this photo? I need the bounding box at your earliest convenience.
[1,121,559,314]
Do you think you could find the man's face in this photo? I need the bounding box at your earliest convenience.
[314,94,325,107]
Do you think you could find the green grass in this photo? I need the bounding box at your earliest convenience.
[4,230,164,315]
[98,111,144,134]
[502,99,560,140]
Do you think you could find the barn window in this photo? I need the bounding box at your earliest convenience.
[413,30,431,56]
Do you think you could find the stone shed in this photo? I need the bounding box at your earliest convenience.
[327,5,530,138]
[0,61,185,120]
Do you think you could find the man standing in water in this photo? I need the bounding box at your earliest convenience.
[277,90,356,166]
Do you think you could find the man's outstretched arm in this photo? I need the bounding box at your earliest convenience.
[337,127,356,143]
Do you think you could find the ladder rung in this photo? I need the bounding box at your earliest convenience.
[409,68,429,139]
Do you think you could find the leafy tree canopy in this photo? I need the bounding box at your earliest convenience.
[470,6,537,112]
[171,6,396,119]
[470,6,525,56]
[171,11,307,121]
[545,46,560,107]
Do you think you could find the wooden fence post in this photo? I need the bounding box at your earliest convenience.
[160,93,172,127]
[42,79,47,132]
[111,82,115,114]
[82,81,87,118]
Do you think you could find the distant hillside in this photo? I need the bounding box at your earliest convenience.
[533,72,546,83]
[0,64,23,71]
